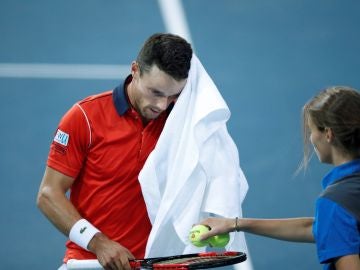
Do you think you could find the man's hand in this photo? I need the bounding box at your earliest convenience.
[88,233,135,270]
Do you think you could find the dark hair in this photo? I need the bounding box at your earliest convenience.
[300,86,360,170]
[136,33,193,80]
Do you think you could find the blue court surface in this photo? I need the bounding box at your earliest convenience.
[1,1,359,269]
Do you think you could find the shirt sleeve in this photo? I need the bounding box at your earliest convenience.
[47,104,90,178]
[314,197,360,264]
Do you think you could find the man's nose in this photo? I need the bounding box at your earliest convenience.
[156,96,170,110]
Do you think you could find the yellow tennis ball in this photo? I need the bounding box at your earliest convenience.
[208,233,230,247]
[189,225,210,247]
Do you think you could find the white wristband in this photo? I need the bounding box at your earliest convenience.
[69,219,100,251]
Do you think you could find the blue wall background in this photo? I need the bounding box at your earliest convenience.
[1,1,359,269]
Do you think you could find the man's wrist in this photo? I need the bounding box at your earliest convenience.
[87,231,107,252]
[69,219,101,251]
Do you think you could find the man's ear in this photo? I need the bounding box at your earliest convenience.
[131,61,140,78]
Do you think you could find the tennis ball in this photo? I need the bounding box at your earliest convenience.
[208,233,230,248]
[189,225,210,247]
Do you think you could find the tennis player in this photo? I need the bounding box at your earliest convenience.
[37,33,192,270]
[197,86,360,270]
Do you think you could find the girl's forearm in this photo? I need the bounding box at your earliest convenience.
[238,217,315,243]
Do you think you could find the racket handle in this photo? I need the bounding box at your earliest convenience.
[67,259,102,269]
[67,259,142,269]
[129,260,142,269]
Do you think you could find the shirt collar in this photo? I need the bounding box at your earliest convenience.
[112,75,132,116]
[322,159,360,189]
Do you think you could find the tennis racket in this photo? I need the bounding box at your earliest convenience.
[67,251,246,269]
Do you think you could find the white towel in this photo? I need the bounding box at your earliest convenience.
[138,54,249,258]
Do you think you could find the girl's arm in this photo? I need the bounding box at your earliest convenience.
[334,254,360,270]
[199,217,315,243]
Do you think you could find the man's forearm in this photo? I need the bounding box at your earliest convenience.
[37,186,82,236]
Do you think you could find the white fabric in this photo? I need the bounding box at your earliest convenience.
[58,264,68,270]
[138,54,249,258]
[69,219,100,251]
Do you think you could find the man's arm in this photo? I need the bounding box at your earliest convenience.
[37,166,134,270]
[37,166,81,235]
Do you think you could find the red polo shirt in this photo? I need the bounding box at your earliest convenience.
[47,77,168,262]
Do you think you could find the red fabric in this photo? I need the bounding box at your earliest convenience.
[47,90,167,262]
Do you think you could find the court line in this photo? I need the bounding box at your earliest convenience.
[157,0,193,45]
[0,63,129,80]
[0,1,192,80]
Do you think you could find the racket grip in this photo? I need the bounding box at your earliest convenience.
[67,259,102,269]
[129,260,142,269]
[67,259,142,269]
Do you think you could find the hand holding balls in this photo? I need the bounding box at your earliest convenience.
[189,225,230,248]
[208,233,230,247]
[189,225,210,247]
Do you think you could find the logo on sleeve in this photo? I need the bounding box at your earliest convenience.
[54,129,69,146]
